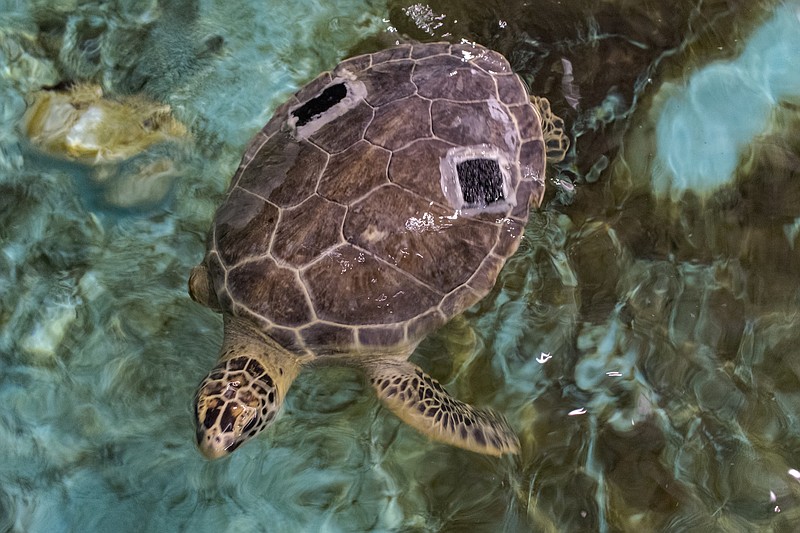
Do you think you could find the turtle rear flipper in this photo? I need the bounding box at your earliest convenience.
[365,360,519,456]
[531,95,569,163]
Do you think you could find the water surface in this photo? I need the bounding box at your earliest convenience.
[2,0,800,531]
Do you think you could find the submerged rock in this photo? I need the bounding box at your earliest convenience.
[19,300,78,364]
[22,83,186,163]
[93,155,179,209]
[21,83,188,208]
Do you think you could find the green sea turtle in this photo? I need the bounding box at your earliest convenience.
[189,41,568,459]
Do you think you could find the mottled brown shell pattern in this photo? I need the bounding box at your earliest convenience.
[204,42,547,356]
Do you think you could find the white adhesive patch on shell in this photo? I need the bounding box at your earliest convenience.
[439,144,516,215]
[486,98,518,153]
[288,78,368,140]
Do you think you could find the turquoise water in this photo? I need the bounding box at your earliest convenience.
[2,0,800,531]
[652,3,800,197]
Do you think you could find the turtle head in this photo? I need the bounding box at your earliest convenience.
[194,320,299,459]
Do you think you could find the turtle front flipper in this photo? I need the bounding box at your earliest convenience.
[365,360,519,456]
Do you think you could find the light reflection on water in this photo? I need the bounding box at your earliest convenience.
[653,3,800,197]
[2,0,800,531]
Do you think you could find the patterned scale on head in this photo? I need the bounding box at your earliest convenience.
[189,41,567,459]
[194,353,280,458]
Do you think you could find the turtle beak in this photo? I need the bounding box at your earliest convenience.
[194,395,251,459]
[196,431,237,459]
[196,424,243,459]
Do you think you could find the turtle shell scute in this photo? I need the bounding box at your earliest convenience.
[413,55,498,102]
[371,45,412,64]
[343,184,500,292]
[271,194,346,267]
[431,99,518,153]
[388,138,455,207]
[411,42,450,59]
[364,95,432,151]
[309,100,373,153]
[234,132,327,208]
[226,258,312,327]
[362,60,416,106]
[318,140,390,204]
[214,189,278,265]
[301,244,442,325]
